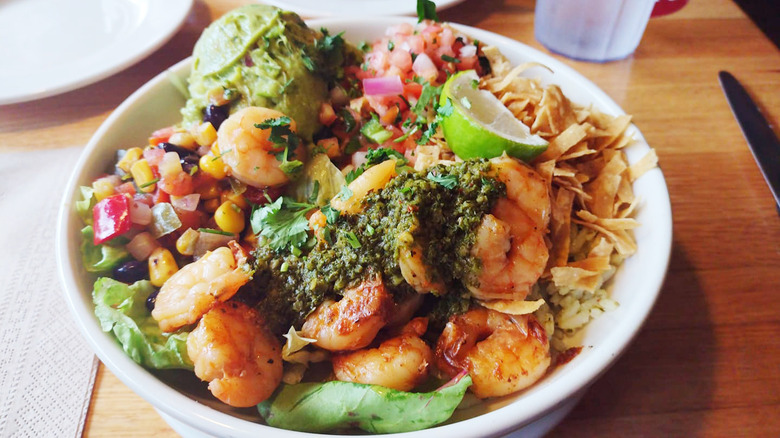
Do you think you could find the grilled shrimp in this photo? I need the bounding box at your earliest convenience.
[332,317,433,391]
[152,241,251,332]
[187,301,283,407]
[301,275,394,351]
[216,106,303,188]
[468,155,550,301]
[398,242,447,295]
[435,307,551,399]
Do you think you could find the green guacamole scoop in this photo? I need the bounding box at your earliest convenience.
[181,5,328,140]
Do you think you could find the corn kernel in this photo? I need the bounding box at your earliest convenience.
[130,159,156,193]
[92,177,116,202]
[168,131,197,150]
[199,154,227,180]
[220,190,248,209]
[210,142,221,157]
[176,228,199,256]
[214,201,245,234]
[203,198,220,213]
[148,247,178,287]
[117,147,143,173]
[193,122,218,147]
[196,180,221,200]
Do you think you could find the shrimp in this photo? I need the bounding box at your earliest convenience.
[301,275,393,351]
[216,106,304,188]
[186,301,283,407]
[332,317,433,391]
[435,307,551,399]
[152,241,251,332]
[468,155,551,301]
[398,242,447,295]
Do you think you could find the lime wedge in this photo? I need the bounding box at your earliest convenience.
[439,70,548,161]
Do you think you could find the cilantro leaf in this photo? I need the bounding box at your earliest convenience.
[437,98,454,118]
[250,197,316,251]
[417,0,440,23]
[321,204,340,224]
[427,171,459,189]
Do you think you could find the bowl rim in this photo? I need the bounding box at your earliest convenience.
[56,16,672,437]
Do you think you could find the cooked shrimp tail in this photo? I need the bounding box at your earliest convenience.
[468,156,551,301]
[435,307,551,398]
[332,317,433,391]
[187,301,283,407]
[152,241,251,332]
[301,274,393,351]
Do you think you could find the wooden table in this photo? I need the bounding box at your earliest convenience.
[3,0,777,436]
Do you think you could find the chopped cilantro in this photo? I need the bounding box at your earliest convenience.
[427,171,458,189]
[343,230,361,248]
[250,197,316,251]
[198,228,234,236]
[441,54,461,64]
[336,185,353,201]
[139,178,159,189]
[321,204,340,224]
[417,0,440,23]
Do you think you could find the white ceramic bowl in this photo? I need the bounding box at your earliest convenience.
[57,17,672,438]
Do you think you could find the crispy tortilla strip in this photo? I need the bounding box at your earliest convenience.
[574,218,637,256]
[577,210,640,231]
[629,149,659,182]
[550,266,603,292]
[479,298,546,315]
[536,123,590,162]
[547,188,575,270]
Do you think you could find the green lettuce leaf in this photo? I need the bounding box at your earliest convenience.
[92,277,193,370]
[76,185,96,224]
[257,374,472,433]
[80,226,130,274]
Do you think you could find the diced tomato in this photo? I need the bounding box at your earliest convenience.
[92,194,132,245]
[244,185,283,206]
[143,147,165,167]
[159,171,194,196]
[114,181,137,196]
[319,102,338,126]
[148,126,175,146]
[174,207,204,232]
[151,187,170,205]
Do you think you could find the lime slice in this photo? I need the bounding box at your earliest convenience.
[439,70,548,161]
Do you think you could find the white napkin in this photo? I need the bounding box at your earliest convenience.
[0,147,97,438]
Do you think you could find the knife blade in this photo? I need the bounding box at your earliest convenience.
[718,71,780,208]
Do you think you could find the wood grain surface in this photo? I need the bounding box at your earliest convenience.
[3,0,778,436]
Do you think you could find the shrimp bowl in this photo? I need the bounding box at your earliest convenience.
[57,9,672,438]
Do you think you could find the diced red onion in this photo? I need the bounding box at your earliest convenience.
[412,53,437,81]
[362,76,404,96]
[193,232,234,259]
[143,147,165,166]
[126,232,159,261]
[171,193,200,212]
[459,44,477,58]
[129,201,152,225]
[352,151,368,168]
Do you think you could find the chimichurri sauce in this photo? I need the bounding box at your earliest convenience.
[249,159,505,333]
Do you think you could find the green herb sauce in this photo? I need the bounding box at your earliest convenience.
[250,159,505,333]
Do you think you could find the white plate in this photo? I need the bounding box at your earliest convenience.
[0,0,193,105]
[58,15,672,438]
[261,0,466,17]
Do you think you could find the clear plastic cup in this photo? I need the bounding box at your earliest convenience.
[534,0,656,62]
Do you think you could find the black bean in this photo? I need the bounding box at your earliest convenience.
[203,104,229,130]
[113,260,149,284]
[145,289,159,313]
[159,142,198,158]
